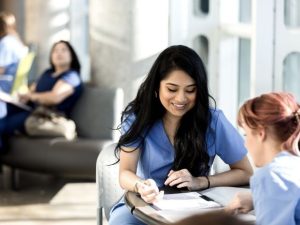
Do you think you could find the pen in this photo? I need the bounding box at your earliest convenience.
[199,194,223,207]
[199,194,214,201]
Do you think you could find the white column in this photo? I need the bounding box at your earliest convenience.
[218,0,239,123]
[250,0,275,96]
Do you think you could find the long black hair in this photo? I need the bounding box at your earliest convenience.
[49,40,81,73]
[116,45,216,176]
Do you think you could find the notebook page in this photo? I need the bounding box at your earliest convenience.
[152,192,221,211]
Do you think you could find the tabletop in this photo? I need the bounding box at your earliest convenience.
[125,186,256,224]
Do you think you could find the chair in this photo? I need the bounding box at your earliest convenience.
[95,144,233,225]
[96,143,124,225]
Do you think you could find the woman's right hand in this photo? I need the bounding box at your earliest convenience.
[137,179,164,204]
[225,191,253,214]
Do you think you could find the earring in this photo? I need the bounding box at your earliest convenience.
[155,91,158,98]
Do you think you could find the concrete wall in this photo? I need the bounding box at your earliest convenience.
[2,0,89,81]
[89,0,169,103]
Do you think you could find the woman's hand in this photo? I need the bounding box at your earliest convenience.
[18,80,75,106]
[137,179,164,204]
[225,191,253,214]
[0,67,5,74]
[164,169,207,190]
[18,92,31,104]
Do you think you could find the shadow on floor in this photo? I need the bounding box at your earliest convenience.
[0,170,86,206]
[0,170,99,225]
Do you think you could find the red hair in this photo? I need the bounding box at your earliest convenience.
[238,92,300,156]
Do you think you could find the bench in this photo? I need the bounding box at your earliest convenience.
[0,84,123,189]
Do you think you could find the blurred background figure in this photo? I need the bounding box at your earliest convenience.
[0,40,82,152]
[0,11,28,93]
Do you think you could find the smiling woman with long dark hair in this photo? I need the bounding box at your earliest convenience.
[109,45,253,225]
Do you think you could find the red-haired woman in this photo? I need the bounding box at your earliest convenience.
[226,92,300,225]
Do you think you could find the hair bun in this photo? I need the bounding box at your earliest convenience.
[294,109,300,124]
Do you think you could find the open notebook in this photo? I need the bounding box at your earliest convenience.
[151,187,256,223]
[0,52,35,111]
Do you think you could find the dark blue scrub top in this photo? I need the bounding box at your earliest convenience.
[35,68,82,115]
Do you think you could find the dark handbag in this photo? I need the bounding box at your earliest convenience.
[25,106,77,140]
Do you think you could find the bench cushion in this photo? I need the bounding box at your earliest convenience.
[70,85,122,140]
[1,136,113,179]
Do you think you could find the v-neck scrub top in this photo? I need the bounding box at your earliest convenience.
[121,108,247,187]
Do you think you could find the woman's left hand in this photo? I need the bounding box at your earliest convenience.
[18,92,31,104]
[164,169,201,191]
[225,191,253,214]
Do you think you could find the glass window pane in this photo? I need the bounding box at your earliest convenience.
[283,53,300,101]
[193,35,209,67]
[200,0,209,13]
[194,0,209,16]
[239,0,251,23]
[238,38,251,107]
[284,0,300,27]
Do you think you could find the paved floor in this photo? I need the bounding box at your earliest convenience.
[0,170,108,225]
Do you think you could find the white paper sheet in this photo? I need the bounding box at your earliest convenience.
[152,192,221,210]
[0,91,31,111]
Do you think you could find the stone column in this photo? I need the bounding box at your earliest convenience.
[89,0,169,103]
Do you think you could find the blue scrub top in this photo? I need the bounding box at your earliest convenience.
[0,35,27,69]
[250,151,300,225]
[35,68,82,116]
[122,108,247,187]
[0,35,27,93]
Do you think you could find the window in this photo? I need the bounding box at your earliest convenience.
[284,0,300,27]
[238,38,251,107]
[170,1,299,124]
[283,53,300,100]
[193,35,209,66]
[194,0,209,16]
[239,0,251,23]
